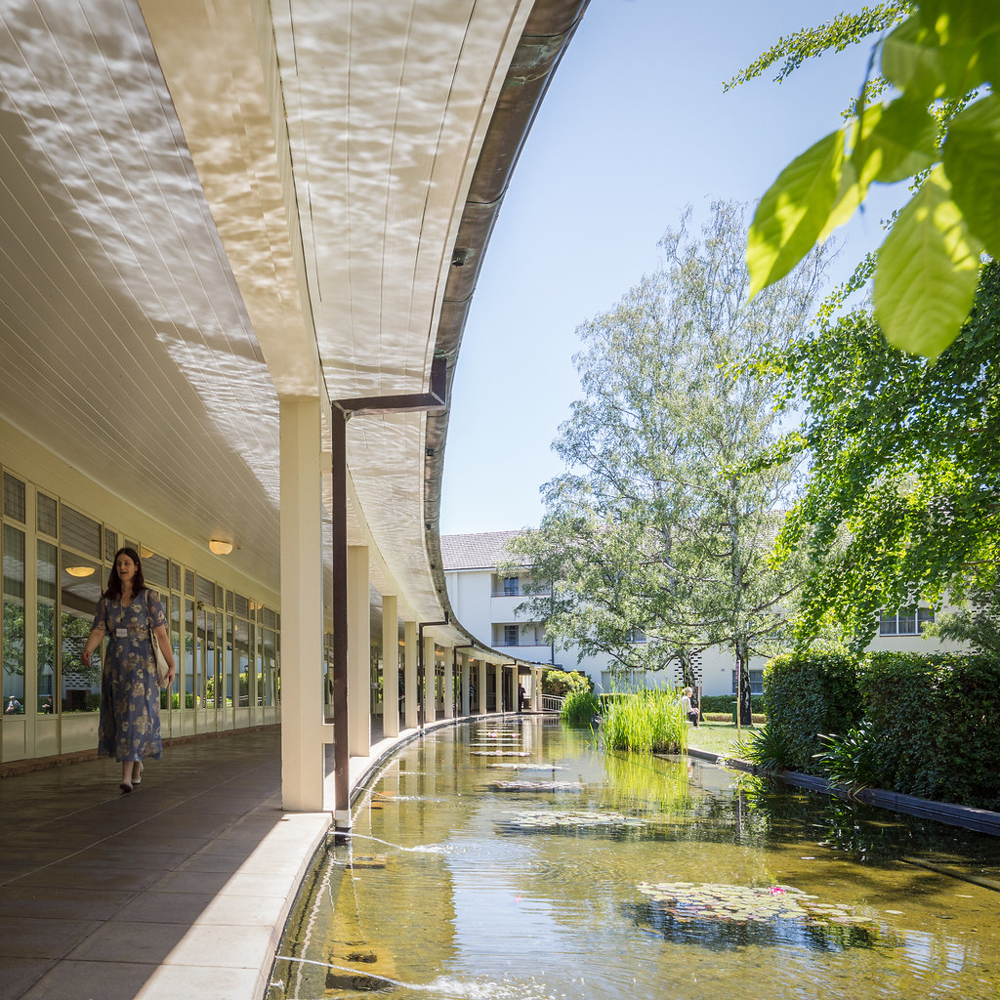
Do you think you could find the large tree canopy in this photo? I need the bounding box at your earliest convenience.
[740,0,1000,361]
[508,202,827,722]
[769,260,1000,648]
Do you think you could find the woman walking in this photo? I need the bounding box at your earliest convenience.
[83,547,176,792]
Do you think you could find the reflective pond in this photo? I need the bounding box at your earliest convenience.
[270,717,1000,1000]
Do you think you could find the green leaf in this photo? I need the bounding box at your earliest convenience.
[748,129,844,296]
[873,165,983,359]
[864,98,938,183]
[881,14,979,100]
[943,93,1000,256]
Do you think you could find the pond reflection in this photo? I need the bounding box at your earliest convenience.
[271,718,1000,1000]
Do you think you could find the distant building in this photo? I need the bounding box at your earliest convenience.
[441,530,959,697]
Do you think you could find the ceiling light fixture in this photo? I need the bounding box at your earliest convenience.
[209,539,234,556]
[66,566,95,578]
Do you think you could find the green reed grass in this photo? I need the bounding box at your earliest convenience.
[601,688,687,754]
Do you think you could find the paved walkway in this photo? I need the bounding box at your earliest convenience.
[0,718,460,1000]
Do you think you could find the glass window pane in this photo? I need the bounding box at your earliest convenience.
[61,505,101,558]
[104,528,118,561]
[60,549,103,713]
[3,473,25,523]
[37,540,57,715]
[144,552,168,589]
[3,525,26,711]
[918,607,935,632]
[235,618,249,707]
[184,570,195,597]
[37,493,58,537]
[879,611,897,635]
[898,608,917,634]
[184,599,195,708]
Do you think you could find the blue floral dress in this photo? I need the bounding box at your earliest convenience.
[94,588,165,763]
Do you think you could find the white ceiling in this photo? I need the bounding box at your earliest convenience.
[0,0,581,645]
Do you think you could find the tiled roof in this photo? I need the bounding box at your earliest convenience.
[440,530,528,570]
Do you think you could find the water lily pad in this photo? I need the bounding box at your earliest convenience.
[496,809,646,834]
[488,781,584,793]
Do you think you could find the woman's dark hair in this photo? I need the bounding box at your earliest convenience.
[104,547,146,600]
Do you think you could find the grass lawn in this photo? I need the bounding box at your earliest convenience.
[685,720,759,757]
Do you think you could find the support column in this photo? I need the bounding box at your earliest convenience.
[382,595,399,738]
[404,620,418,730]
[422,634,436,724]
[348,545,370,755]
[532,667,542,712]
[460,652,470,717]
[495,661,503,715]
[443,645,454,720]
[478,659,487,715]
[279,397,330,811]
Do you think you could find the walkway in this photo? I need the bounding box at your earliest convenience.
[0,719,461,1000]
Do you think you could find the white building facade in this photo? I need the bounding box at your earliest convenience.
[442,530,960,698]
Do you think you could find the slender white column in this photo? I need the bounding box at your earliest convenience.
[443,645,454,719]
[495,661,503,714]
[460,652,470,716]
[279,397,329,811]
[422,634,436,723]
[478,659,487,716]
[348,545,370,755]
[404,620,418,730]
[532,667,542,712]
[382,595,399,738]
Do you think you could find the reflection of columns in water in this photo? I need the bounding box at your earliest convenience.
[404,621,418,730]
[495,661,503,713]
[382,595,399,738]
[477,659,487,715]
[422,633,436,723]
[460,652,470,716]
[348,545,371,755]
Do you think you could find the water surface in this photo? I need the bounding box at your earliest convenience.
[271,718,1000,1000]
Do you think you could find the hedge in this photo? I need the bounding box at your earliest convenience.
[762,651,862,773]
[858,651,1000,810]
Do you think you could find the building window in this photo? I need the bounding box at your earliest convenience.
[627,627,646,643]
[503,624,519,646]
[879,607,934,636]
[503,577,519,597]
[732,670,764,695]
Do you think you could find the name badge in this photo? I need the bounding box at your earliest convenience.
[116,627,128,638]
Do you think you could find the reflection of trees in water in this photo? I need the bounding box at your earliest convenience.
[735,774,1000,875]
[625,899,889,953]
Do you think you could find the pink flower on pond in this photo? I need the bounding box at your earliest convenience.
[769,886,786,895]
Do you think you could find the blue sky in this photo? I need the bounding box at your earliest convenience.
[440,0,905,535]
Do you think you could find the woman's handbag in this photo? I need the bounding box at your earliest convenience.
[146,590,171,686]
[150,628,171,686]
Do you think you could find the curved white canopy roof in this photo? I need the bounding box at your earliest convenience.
[0,0,585,649]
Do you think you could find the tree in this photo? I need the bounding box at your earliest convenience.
[508,202,828,724]
[767,260,1000,648]
[739,0,1000,361]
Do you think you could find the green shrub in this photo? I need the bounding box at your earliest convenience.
[602,690,686,754]
[561,688,600,726]
[813,720,886,791]
[738,723,793,772]
[699,693,767,714]
[763,651,862,774]
[542,668,591,697]
[859,651,1000,809]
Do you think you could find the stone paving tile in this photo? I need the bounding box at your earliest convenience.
[0,886,132,921]
[0,957,56,1000]
[0,915,103,959]
[20,959,156,1000]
